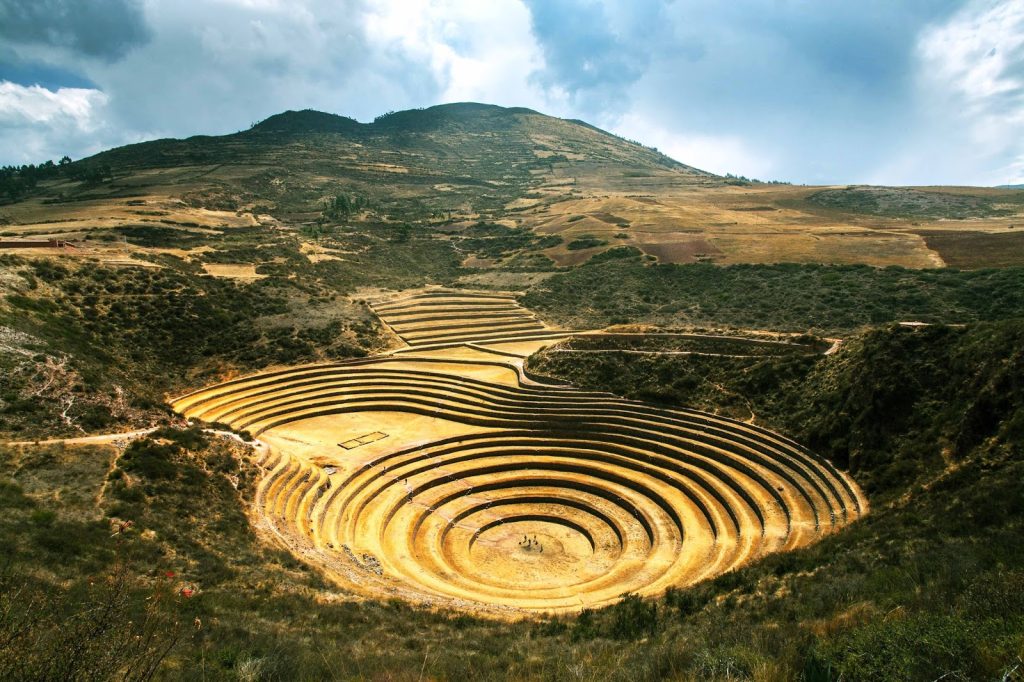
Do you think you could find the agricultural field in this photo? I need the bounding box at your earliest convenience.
[522,181,1024,268]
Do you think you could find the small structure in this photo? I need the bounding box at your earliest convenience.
[0,238,75,249]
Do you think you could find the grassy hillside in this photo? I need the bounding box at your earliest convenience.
[0,244,400,439]
[6,244,1024,440]
[19,103,700,225]
[521,259,1024,334]
[805,186,1024,219]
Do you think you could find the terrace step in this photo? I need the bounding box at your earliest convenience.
[170,296,867,614]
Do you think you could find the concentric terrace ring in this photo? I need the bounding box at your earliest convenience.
[173,355,866,613]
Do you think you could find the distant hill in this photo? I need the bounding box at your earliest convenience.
[996,183,1024,189]
[250,109,362,134]
[73,102,707,223]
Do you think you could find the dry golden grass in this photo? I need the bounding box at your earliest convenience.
[201,263,265,279]
[299,241,345,263]
[516,175,1023,267]
[1,194,257,239]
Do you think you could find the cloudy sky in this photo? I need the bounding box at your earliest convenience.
[1,0,1023,185]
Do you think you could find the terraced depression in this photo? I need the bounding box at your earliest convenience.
[369,290,572,349]
[172,289,867,616]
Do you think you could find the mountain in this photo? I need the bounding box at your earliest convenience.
[77,102,706,225]
[4,102,1024,271]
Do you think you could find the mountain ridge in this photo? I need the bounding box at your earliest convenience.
[4,102,1024,270]
[86,102,699,176]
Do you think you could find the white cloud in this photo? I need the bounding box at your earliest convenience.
[610,112,775,179]
[884,0,1024,185]
[0,81,107,129]
[361,0,557,113]
[0,81,111,163]
[33,0,561,151]
[919,0,1024,108]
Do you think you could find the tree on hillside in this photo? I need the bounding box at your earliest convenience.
[321,193,368,222]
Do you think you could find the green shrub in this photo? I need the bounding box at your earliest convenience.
[566,236,607,250]
[119,440,178,480]
[0,480,33,509]
[608,594,659,640]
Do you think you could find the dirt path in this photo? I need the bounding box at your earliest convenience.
[2,427,267,453]
[2,427,159,447]
[545,349,773,358]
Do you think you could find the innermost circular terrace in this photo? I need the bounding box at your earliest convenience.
[171,288,867,616]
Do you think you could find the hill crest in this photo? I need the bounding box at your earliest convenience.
[250,103,556,135]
